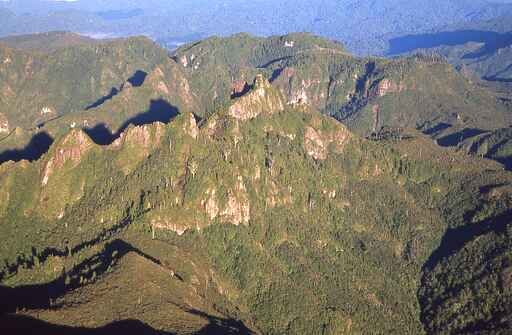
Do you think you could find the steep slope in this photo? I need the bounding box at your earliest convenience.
[0,34,199,161]
[0,36,175,130]
[0,32,508,158]
[1,76,512,334]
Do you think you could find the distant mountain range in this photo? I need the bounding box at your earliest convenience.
[2,0,512,55]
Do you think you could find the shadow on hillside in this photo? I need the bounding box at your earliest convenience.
[0,211,143,285]
[0,132,53,165]
[437,128,487,147]
[484,76,512,83]
[418,208,512,330]
[0,239,254,335]
[84,98,179,145]
[492,156,512,170]
[421,209,512,273]
[0,239,139,314]
[0,313,253,335]
[421,122,452,136]
[484,63,512,83]
[387,30,512,57]
[86,87,120,110]
[127,70,148,87]
[188,309,255,335]
[86,70,148,110]
[0,315,176,335]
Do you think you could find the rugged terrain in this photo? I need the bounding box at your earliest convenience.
[0,32,512,334]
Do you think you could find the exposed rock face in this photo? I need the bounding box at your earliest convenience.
[284,40,295,48]
[289,86,309,105]
[183,113,199,139]
[111,123,165,175]
[180,55,188,67]
[228,75,284,121]
[372,104,380,132]
[42,130,93,186]
[304,127,327,160]
[220,191,250,226]
[40,106,55,116]
[0,113,9,133]
[148,66,171,95]
[372,78,405,97]
[55,130,93,168]
[123,123,165,149]
[304,123,351,161]
[122,124,161,148]
[204,188,220,220]
[151,217,188,236]
[202,175,251,226]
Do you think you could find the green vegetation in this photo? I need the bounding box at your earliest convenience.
[0,32,511,334]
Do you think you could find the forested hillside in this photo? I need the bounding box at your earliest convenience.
[1,32,512,335]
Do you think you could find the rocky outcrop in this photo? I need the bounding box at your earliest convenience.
[183,113,199,139]
[220,191,250,226]
[204,188,220,220]
[40,106,56,116]
[0,113,9,133]
[202,175,251,226]
[54,130,92,167]
[151,217,189,236]
[304,127,328,160]
[372,78,406,97]
[115,123,164,149]
[42,129,93,186]
[304,123,351,161]
[228,75,284,121]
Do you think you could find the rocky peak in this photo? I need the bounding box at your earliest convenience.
[113,123,165,149]
[228,75,284,121]
[42,129,93,186]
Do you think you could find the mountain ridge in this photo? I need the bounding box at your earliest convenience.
[1,31,512,334]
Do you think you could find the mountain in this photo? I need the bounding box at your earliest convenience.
[172,33,511,138]
[1,32,511,165]
[385,15,512,168]
[0,34,197,155]
[1,32,512,334]
[1,74,512,334]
